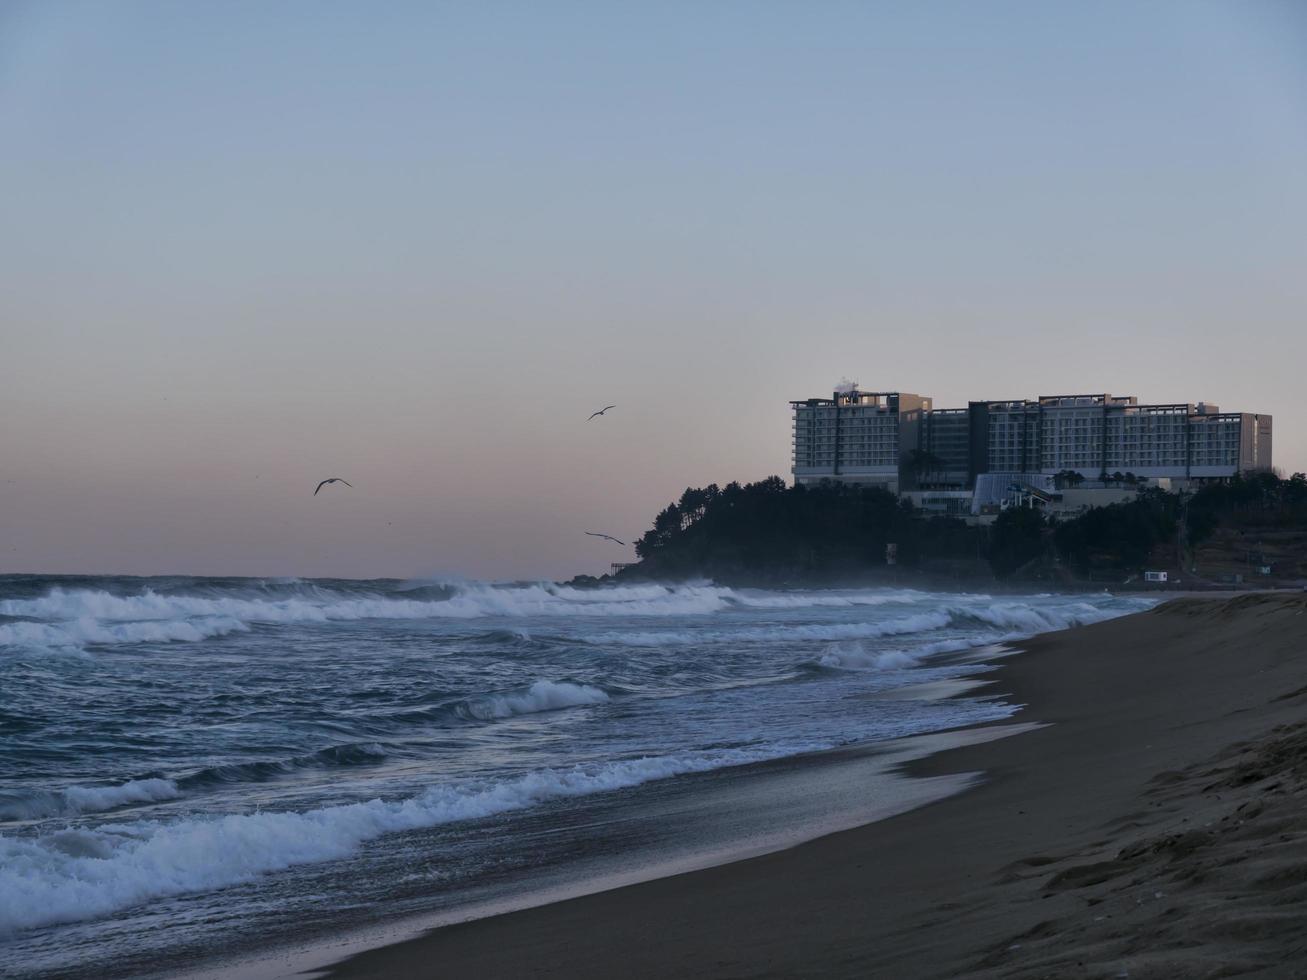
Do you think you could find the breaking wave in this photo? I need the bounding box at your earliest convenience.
[591,599,1147,650]
[0,779,182,822]
[0,616,248,651]
[0,583,734,627]
[815,634,1006,670]
[0,743,828,934]
[1,680,613,819]
[0,583,974,653]
[818,643,925,671]
[0,574,1154,950]
[461,680,610,720]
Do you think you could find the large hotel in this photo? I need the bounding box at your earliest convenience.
[791,386,1272,508]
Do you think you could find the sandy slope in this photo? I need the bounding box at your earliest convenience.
[323,593,1307,980]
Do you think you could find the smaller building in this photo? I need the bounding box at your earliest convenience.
[899,490,974,517]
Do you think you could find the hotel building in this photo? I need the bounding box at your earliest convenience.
[791,386,1272,493]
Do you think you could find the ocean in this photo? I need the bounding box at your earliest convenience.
[0,575,1154,978]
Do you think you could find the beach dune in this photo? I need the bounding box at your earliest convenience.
[324,593,1307,979]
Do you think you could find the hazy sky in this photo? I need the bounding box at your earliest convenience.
[3,1,1305,580]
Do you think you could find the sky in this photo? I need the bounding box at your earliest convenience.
[2,0,1305,580]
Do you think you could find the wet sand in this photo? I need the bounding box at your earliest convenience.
[323,593,1307,979]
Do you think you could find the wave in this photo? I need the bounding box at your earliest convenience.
[0,778,181,821]
[0,742,838,935]
[0,585,1151,654]
[817,643,925,671]
[970,598,1154,636]
[597,599,1151,649]
[726,588,932,609]
[589,610,963,647]
[5,683,607,813]
[461,680,610,721]
[810,599,1154,670]
[0,584,736,652]
[816,634,1005,671]
[0,583,737,623]
[0,616,248,651]
[0,677,1030,937]
[176,742,392,791]
[590,612,959,647]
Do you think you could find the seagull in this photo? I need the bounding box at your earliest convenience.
[585,531,626,546]
[314,478,353,496]
[587,405,616,421]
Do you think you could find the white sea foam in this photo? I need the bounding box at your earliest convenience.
[0,584,738,651]
[763,600,1142,644]
[61,779,182,814]
[583,597,1149,650]
[0,584,941,634]
[0,616,248,651]
[727,588,930,609]
[818,643,924,671]
[590,613,957,648]
[812,599,1153,669]
[0,743,828,935]
[541,583,717,603]
[816,634,1004,670]
[465,680,610,720]
[0,587,1152,654]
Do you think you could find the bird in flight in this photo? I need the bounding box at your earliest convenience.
[587,405,616,421]
[585,531,626,545]
[314,478,353,496]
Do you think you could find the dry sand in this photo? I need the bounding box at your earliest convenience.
[324,593,1307,979]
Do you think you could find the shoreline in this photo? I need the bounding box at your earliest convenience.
[184,714,1040,980]
[313,592,1307,979]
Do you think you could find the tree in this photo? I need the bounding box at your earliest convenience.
[990,507,1047,577]
[1053,490,1179,572]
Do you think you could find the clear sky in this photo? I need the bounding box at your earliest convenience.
[3,0,1305,580]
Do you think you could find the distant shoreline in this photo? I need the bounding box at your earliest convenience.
[585,562,1295,596]
[319,592,1307,979]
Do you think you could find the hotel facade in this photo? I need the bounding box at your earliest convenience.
[791,386,1272,494]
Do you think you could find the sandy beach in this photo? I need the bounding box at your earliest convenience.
[321,593,1307,979]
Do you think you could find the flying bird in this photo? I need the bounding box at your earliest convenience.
[585,531,626,546]
[314,478,353,496]
[587,405,616,421]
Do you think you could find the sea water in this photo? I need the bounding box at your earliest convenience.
[0,576,1153,977]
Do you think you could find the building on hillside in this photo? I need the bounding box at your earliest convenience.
[790,384,1272,495]
[790,387,931,493]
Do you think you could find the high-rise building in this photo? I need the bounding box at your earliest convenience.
[791,385,1271,490]
[791,388,930,492]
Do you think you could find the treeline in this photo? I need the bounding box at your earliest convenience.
[630,478,977,580]
[1047,471,1307,575]
[1185,471,1307,540]
[620,471,1307,582]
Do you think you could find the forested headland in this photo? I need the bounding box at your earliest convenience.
[587,472,1307,587]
